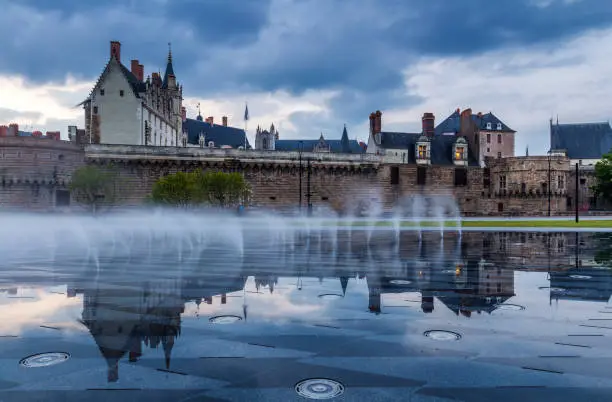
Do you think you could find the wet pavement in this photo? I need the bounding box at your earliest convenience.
[0,213,612,401]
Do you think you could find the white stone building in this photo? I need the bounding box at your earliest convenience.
[81,41,183,146]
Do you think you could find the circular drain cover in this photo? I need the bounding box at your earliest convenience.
[550,287,566,293]
[318,294,343,300]
[389,280,412,285]
[495,303,525,311]
[295,378,345,399]
[570,275,592,280]
[424,330,461,341]
[209,315,242,324]
[20,352,70,368]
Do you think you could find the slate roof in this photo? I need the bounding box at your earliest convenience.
[550,122,612,159]
[377,132,479,166]
[434,110,515,135]
[274,139,365,153]
[183,116,251,149]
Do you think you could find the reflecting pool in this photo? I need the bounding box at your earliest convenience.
[0,213,611,401]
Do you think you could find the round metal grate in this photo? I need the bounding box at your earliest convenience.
[209,315,243,324]
[389,280,412,285]
[20,352,70,368]
[295,378,345,400]
[424,330,461,341]
[570,275,592,280]
[495,303,526,311]
[318,294,343,300]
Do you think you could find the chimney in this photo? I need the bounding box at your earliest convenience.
[207,116,214,125]
[477,112,483,118]
[151,72,161,86]
[110,41,121,63]
[131,60,139,78]
[9,123,18,136]
[374,110,382,134]
[369,112,376,134]
[456,108,460,114]
[0,125,7,137]
[222,116,228,127]
[181,106,187,122]
[422,112,435,137]
[138,64,144,81]
[33,131,42,138]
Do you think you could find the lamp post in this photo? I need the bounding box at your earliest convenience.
[547,149,552,217]
[298,141,303,211]
[307,158,312,216]
[575,162,579,223]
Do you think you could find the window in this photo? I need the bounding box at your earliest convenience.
[55,190,70,207]
[455,147,465,160]
[499,175,507,189]
[521,182,526,193]
[497,134,501,144]
[497,123,502,130]
[93,106,98,114]
[487,147,490,153]
[541,182,548,193]
[418,144,427,159]
[497,152,501,158]
[390,166,400,185]
[119,90,124,97]
[417,166,427,185]
[486,123,492,130]
[498,202,504,212]
[558,175,564,189]
[262,137,269,149]
[483,168,491,187]
[487,133,491,143]
[454,168,467,186]
[100,89,105,96]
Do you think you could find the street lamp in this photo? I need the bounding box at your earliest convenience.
[547,149,552,217]
[298,141,303,211]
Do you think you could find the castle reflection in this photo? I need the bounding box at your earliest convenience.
[11,229,610,383]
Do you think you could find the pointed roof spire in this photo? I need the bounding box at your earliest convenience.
[162,42,175,88]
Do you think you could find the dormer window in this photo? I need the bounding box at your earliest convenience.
[418,145,427,159]
[415,135,431,165]
[497,123,502,130]
[453,137,468,166]
[486,122,492,130]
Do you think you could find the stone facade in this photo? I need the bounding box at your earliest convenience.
[0,137,83,210]
[0,141,609,216]
[482,155,571,216]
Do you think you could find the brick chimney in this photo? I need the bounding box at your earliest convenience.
[369,112,376,134]
[374,110,382,134]
[110,41,121,63]
[422,112,435,137]
[222,116,228,127]
[130,60,142,80]
[207,116,214,125]
[8,123,18,136]
[459,108,472,136]
[138,64,144,81]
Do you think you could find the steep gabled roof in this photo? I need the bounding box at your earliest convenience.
[183,117,251,149]
[550,122,612,159]
[435,110,515,135]
[85,57,145,102]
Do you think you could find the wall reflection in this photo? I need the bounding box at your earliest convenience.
[3,229,612,382]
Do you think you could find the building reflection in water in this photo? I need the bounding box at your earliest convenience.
[56,228,612,383]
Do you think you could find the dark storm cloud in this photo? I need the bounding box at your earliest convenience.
[1,0,612,135]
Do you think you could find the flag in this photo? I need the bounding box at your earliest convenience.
[244,103,249,122]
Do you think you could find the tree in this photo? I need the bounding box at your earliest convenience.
[593,151,612,203]
[69,165,117,213]
[150,170,250,208]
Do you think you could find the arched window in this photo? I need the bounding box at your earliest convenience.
[263,137,269,149]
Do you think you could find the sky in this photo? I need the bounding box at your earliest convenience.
[0,0,611,154]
